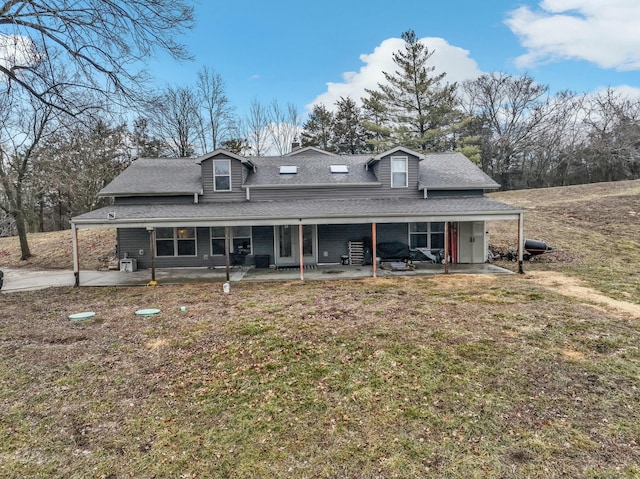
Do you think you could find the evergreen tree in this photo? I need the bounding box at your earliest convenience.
[365,29,463,152]
[301,104,334,151]
[332,97,369,154]
[362,90,393,153]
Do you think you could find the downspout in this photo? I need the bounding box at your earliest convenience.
[299,224,304,281]
[72,223,80,287]
[372,222,377,278]
[518,212,525,274]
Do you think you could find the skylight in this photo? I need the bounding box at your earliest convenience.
[330,164,349,174]
[279,165,298,174]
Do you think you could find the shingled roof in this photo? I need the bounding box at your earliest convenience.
[73,196,521,227]
[419,152,499,190]
[98,158,201,197]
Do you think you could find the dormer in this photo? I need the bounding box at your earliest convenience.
[366,147,425,195]
[196,149,256,202]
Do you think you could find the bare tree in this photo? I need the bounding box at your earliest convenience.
[268,100,300,155]
[524,91,585,187]
[0,1,194,114]
[581,88,640,183]
[0,92,57,259]
[462,72,549,188]
[244,98,270,157]
[196,66,236,152]
[152,86,200,157]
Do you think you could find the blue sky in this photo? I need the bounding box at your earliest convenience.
[148,0,640,118]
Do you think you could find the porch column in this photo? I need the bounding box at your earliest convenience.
[224,226,231,282]
[299,224,304,281]
[148,228,157,285]
[372,222,377,278]
[444,222,449,274]
[72,223,80,287]
[518,213,525,274]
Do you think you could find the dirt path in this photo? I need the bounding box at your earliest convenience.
[526,271,640,319]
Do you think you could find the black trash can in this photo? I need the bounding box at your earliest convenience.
[254,255,270,269]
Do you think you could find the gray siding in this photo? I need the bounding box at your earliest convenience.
[427,189,484,198]
[317,224,372,263]
[252,226,274,258]
[117,226,275,269]
[200,156,247,202]
[248,185,384,201]
[118,227,211,269]
[114,195,195,205]
[372,153,423,198]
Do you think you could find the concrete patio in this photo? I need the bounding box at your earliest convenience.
[1,262,515,293]
[79,262,514,286]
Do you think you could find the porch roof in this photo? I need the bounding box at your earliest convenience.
[72,196,522,228]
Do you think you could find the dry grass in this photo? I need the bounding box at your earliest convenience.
[1,277,639,478]
[1,180,640,478]
[0,229,116,270]
[488,179,640,304]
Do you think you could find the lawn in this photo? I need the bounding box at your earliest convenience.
[1,275,639,478]
[1,179,639,478]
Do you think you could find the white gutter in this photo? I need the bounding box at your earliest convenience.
[72,210,523,229]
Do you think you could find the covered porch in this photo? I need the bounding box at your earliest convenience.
[70,196,526,286]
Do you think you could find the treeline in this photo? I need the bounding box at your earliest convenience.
[301,31,640,190]
[2,29,639,248]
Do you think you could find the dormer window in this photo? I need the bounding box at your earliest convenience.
[391,156,408,188]
[279,165,298,174]
[213,160,231,191]
[330,164,349,174]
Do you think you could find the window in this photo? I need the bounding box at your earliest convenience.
[156,227,197,257]
[330,164,349,174]
[391,156,408,188]
[214,160,231,191]
[409,222,445,249]
[211,226,252,255]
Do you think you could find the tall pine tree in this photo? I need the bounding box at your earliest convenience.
[332,97,369,154]
[364,30,463,152]
[301,104,334,151]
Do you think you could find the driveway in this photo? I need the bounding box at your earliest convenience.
[0,268,143,293]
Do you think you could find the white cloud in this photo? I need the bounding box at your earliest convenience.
[594,84,640,100]
[0,34,37,72]
[506,0,640,71]
[307,36,482,111]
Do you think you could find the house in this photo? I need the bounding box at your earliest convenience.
[70,146,525,284]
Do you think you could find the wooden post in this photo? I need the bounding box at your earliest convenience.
[72,224,80,287]
[299,224,304,281]
[372,222,377,278]
[444,221,449,274]
[518,213,525,274]
[224,226,231,282]
[149,228,157,285]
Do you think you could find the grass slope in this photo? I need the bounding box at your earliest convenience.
[1,180,639,478]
